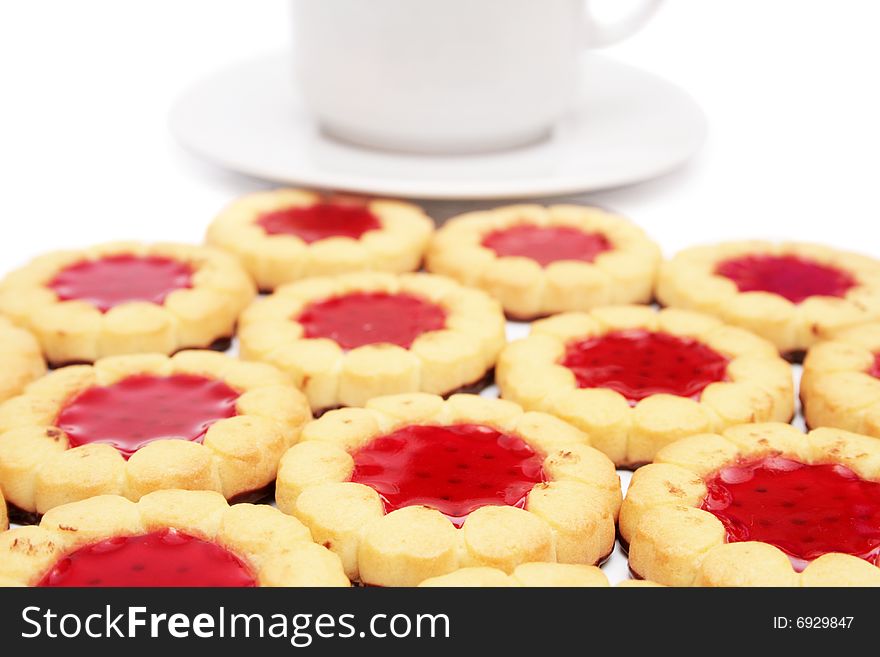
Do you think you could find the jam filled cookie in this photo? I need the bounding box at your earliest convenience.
[657,241,880,356]
[275,393,621,586]
[497,306,794,468]
[0,317,46,403]
[206,189,434,291]
[0,351,311,518]
[801,322,880,436]
[0,242,255,365]
[238,272,506,412]
[621,423,880,586]
[0,490,348,587]
[426,204,661,320]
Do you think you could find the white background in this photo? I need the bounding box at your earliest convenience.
[0,1,874,583]
[2,0,879,265]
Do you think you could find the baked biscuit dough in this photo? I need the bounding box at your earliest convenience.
[275,393,621,586]
[0,351,311,516]
[426,204,660,320]
[0,242,255,365]
[497,306,793,467]
[207,189,433,291]
[0,489,7,532]
[419,563,607,587]
[418,563,665,587]
[0,318,45,403]
[657,241,880,355]
[239,272,506,412]
[0,491,348,587]
[622,424,880,586]
[801,322,880,437]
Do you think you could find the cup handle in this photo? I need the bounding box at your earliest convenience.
[581,0,663,48]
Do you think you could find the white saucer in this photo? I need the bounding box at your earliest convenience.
[169,53,707,200]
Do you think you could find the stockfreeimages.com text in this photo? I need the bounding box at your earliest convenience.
[21,605,450,646]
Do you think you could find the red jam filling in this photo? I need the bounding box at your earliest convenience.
[561,329,728,404]
[56,374,240,458]
[38,529,256,587]
[715,254,857,304]
[256,201,381,243]
[869,353,880,380]
[351,423,545,527]
[481,224,612,268]
[47,254,194,313]
[702,456,880,571]
[297,292,446,350]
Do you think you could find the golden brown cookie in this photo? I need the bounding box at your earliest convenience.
[418,564,665,587]
[0,490,348,586]
[426,204,661,319]
[0,351,311,517]
[0,242,255,365]
[419,562,610,587]
[801,323,880,437]
[0,317,45,403]
[0,489,7,532]
[275,393,621,586]
[657,241,880,355]
[239,272,506,412]
[615,579,665,588]
[621,423,880,586]
[497,306,794,467]
[206,189,433,291]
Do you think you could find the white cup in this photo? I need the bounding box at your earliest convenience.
[291,0,662,154]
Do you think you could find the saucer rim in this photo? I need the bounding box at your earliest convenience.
[169,52,708,200]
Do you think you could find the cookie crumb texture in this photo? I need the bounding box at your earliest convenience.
[0,318,46,404]
[497,306,794,467]
[0,242,255,365]
[419,563,664,587]
[801,322,880,438]
[0,351,311,515]
[0,491,349,587]
[275,393,621,586]
[206,189,434,291]
[657,241,880,354]
[621,423,880,586]
[419,562,630,587]
[239,272,506,412]
[0,489,7,532]
[426,204,660,319]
